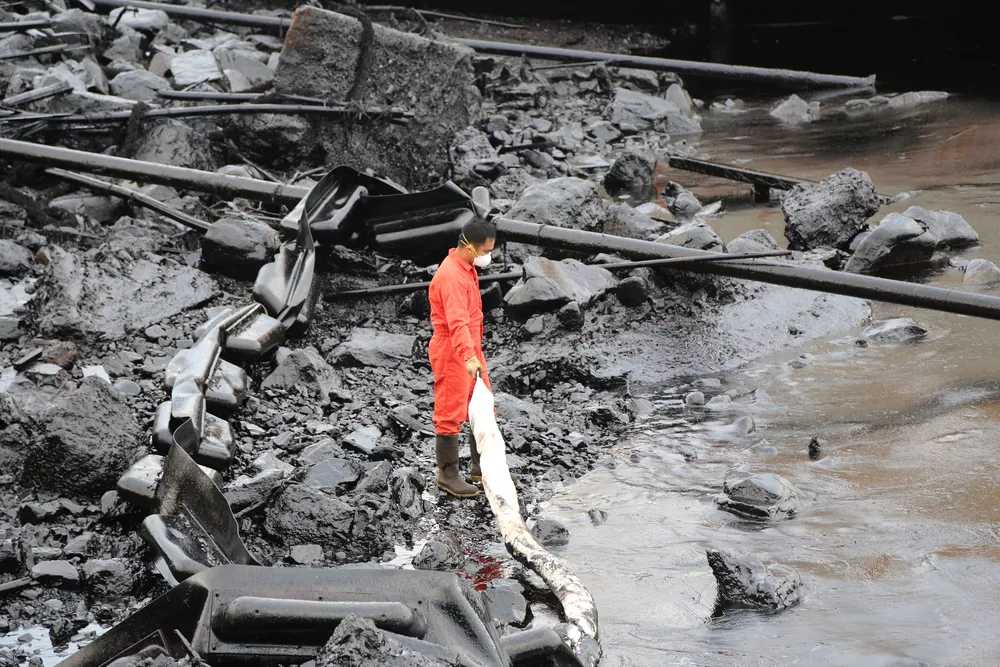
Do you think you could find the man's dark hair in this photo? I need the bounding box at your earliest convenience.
[459,218,497,246]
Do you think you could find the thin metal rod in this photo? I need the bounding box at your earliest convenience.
[460,38,876,88]
[1,81,72,107]
[0,18,53,31]
[325,251,792,300]
[364,5,527,29]
[0,138,309,204]
[0,43,87,60]
[494,217,1000,321]
[157,91,334,106]
[46,168,211,232]
[1,103,413,125]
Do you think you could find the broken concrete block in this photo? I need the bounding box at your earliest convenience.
[274,6,481,188]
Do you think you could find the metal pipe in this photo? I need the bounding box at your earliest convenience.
[2,103,413,125]
[46,168,211,232]
[0,138,308,204]
[1,80,72,107]
[494,217,1000,321]
[459,38,876,88]
[325,251,792,300]
[89,0,291,30]
[0,19,53,32]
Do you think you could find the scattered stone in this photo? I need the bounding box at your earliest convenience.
[655,220,725,252]
[609,87,702,135]
[37,248,217,340]
[887,91,949,108]
[107,7,169,32]
[261,346,342,402]
[202,217,281,279]
[727,229,781,255]
[343,426,381,456]
[684,391,706,407]
[355,461,394,495]
[665,83,695,116]
[588,508,609,524]
[108,69,171,102]
[749,440,778,458]
[844,213,938,274]
[30,560,79,587]
[587,120,621,143]
[265,484,354,546]
[389,467,425,520]
[706,548,803,611]
[530,518,569,546]
[507,177,607,233]
[504,257,617,316]
[133,119,215,170]
[114,379,141,396]
[290,544,324,564]
[63,532,96,559]
[315,614,451,667]
[808,436,822,460]
[449,127,504,189]
[963,258,1000,285]
[770,94,819,124]
[81,365,111,383]
[705,394,733,410]
[556,301,584,330]
[615,276,648,307]
[304,458,363,494]
[602,203,665,240]
[80,559,133,597]
[411,532,465,571]
[602,151,654,200]
[484,580,529,626]
[716,466,810,520]
[662,181,703,218]
[169,49,223,86]
[0,240,33,277]
[333,328,417,368]
[861,318,928,343]
[781,168,883,251]
[903,206,979,249]
[23,377,141,499]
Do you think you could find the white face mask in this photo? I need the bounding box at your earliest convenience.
[473,253,492,268]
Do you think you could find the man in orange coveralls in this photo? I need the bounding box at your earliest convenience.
[427,217,497,498]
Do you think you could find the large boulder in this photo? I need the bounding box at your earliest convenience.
[602,151,654,200]
[37,248,218,341]
[843,213,938,274]
[265,483,354,546]
[602,203,665,240]
[706,548,803,612]
[274,6,481,188]
[332,328,417,368]
[23,377,142,499]
[781,169,882,251]
[201,216,281,279]
[903,206,979,249]
[963,258,1000,285]
[609,87,702,135]
[655,220,725,252]
[715,466,810,521]
[506,177,606,232]
[504,257,617,316]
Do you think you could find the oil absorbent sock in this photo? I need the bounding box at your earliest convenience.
[468,377,601,667]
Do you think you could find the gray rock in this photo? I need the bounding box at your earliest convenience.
[63,532,97,559]
[655,220,725,252]
[844,213,938,274]
[862,318,927,343]
[609,87,702,135]
[80,559,133,597]
[412,532,465,571]
[664,83,694,116]
[274,5,480,188]
[616,67,660,92]
[588,120,621,143]
[49,193,123,222]
[603,151,654,200]
[615,276,649,307]
[556,301,584,330]
[770,94,819,124]
[504,257,617,316]
[107,7,169,31]
[31,560,79,587]
[355,461,394,494]
[343,426,381,456]
[303,458,363,493]
[298,439,343,466]
[169,49,222,85]
[705,394,732,410]
[0,240,34,276]
[218,50,274,93]
[316,614,452,667]
[684,391,706,406]
[114,379,141,396]
[23,377,141,499]
[749,441,778,458]
[887,91,948,108]
[506,177,606,232]
[103,31,142,63]
[290,544,324,564]
[963,258,1000,285]
[489,169,542,201]
[716,466,810,520]
[38,249,216,341]
[333,328,417,367]
[265,484,354,546]
[202,216,281,278]
[484,580,528,626]
[530,518,569,546]
[108,69,171,102]
[602,203,665,240]
[389,467,425,519]
[261,346,342,402]
[449,126,504,189]
[727,229,781,255]
[662,182,704,219]
[133,119,215,170]
[781,168,883,251]
[706,548,803,611]
[903,206,979,249]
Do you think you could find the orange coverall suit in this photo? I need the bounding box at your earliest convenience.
[428,248,492,436]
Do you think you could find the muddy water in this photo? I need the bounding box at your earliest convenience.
[543,95,1000,666]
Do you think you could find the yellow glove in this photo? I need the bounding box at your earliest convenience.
[465,356,484,380]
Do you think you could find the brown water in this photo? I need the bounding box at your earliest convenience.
[542,95,1000,666]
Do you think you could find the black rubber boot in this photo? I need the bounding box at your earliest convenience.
[436,435,480,498]
[468,432,483,483]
